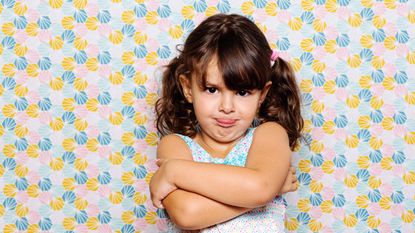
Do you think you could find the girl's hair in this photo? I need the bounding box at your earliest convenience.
[156,14,303,150]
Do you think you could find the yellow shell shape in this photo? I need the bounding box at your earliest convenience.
[320,200,333,213]
[285,218,299,231]
[121,171,135,185]
[85,17,99,31]
[109,191,124,204]
[181,6,194,19]
[74,118,88,131]
[3,184,17,197]
[3,104,16,118]
[323,80,336,94]
[86,98,99,112]
[368,176,382,189]
[325,0,337,13]
[27,145,39,158]
[63,217,76,230]
[406,51,415,65]
[356,195,369,208]
[13,2,28,15]
[348,13,362,27]
[109,152,124,165]
[380,156,393,170]
[2,22,15,36]
[49,0,63,9]
[73,0,87,9]
[298,159,311,173]
[345,135,359,148]
[50,36,64,50]
[86,178,99,191]
[344,174,358,188]
[300,38,314,52]
[322,121,335,134]
[61,16,75,30]
[145,11,158,25]
[146,52,159,66]
[265,2,278,16]
[384,36,396,50]
[133,192,148,205]
[205,6,218,17]
[122,10,136,24]
[343,214,357,227]
[311,100,325,113]
[109,112,124,125]
[367,216,381,229]
[357,155,370,169]
[15,203,28,217]
[61,57,75,71]
[74,37,88,50]
[26,23,39,37]
[50,77,64,91]
[382,76,395,90]
[241,1,255,15]
[122,211,135,224]
[86,58,99,71]
[50,157,64,171]
[310,180,323,193]
[358,115,371,129]
[373,15,386,28]
[308,219,323,232]
[14,164,28,177]
[402,210,415,223]
[62,98,75,111]
[369,137,383,150]
[324,39,337,53]
[300,79,313,93]
[121,92,135,106]
[301,0,314,11]
[86,217,99,230]
[403,171,415,184]
[379,196,392,210]
[62,138,76,152]
[2,64,16,77]
[122,51,135,65]
[134,112,148,125]
[312,60,326,73]
[404,132,415,144]
[74,197,88,210]
[289,17,303,31]
[122,132,135,146]
[322,160,334,174]
[360,34,373,48]
[86,138,99,152]
[169,25,183,39]
[109,72,124,85]
[313,19,327,32]
[347,54,362,68]
[346,95,360,108]
[50,197,64,211]
[145,132,158,146]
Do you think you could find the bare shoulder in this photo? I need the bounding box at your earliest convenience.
[157,134,193,160]
[253,122,289,144]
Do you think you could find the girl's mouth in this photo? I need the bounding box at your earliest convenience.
[215,118,237,127]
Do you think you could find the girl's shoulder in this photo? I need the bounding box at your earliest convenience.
[254,122,288,137]
[157,134,193,160]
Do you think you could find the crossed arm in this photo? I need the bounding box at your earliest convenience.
[149,122,295,230]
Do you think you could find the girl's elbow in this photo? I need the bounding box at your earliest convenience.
[167,203,201,230]
[251,179,279,207]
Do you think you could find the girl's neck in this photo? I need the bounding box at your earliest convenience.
[194,130,247,159]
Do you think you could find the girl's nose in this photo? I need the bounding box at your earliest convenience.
[219,94,235,113]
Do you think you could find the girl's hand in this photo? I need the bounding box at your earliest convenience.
[279,167,298,195]
[150,159,178,209]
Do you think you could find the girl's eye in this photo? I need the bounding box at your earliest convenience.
[237,90,250,96]
[206,87,217,94]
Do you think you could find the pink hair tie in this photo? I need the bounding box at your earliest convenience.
[270,50,279,67]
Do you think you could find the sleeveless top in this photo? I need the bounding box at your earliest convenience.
[164,128,286,233]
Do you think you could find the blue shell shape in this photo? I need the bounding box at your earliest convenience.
[74,9,88,23]
[98,91,112,105]
[193,0,207,13]
[298,173,311,185]
[121,106,135,118]
[296,212,311,224]
[121,65,136,79]
[121,185,135,198]
[277,37,290,51]
[2,118,16,131]
[369,150,382,163]
[253,0,267,8]
[134,205,147,218]
[37,16,51,29]
[75,210,88,224]
[3,77,16,89]
[134,44,148,58]
[2,36,16,49]
[14,56,28,70]
[217,0,231,13]
[357,169,370,182]
[394,71,408,84]
[98,211,112,224]
[335,74,349,87]
[313,32,326,46]
[122,24,136,37]
[62,71,76,83]
[15,97,29,111]
[301,93,313,106]
[336,34,350,47]
[332,194,346,207]
[333,155,347,167]
[311,154,324,167]
[370,110,383,123]
[15,137,28,151]
[310,193,323,206]
[62,191,76,203]
[311,113,325,127]
[301,11,315,24]
[358,89,372,102]
[360,48,373,62]
[315,0,325,5]
[39,218,52,231]
[134,85,147,99]
[15,177,29,191]
[13,16,27,29]
[62,111,76,124]
[357,129,371,142]
[62,151,76,164]
[372,28,386,42]
[334,115,348,128]
[181,19,195,32]
[392,151,405,164]
[3,158,16,170]
[360,8,374,21]
[38,178,52,191]
[97,132,111,145]
[74,50,87,64]
[74,171,88,184]
[157,45,171,59]
[134,125,147,139]
[62,30,76,43]
[38,57,52,70]
[38,138,52,151]
[3,197,17,210]
[300,52,314,65]
[395,30,409,43]
[312,73,325,87]
[1,0,15,8]
[393,111,407,124]
[355,208,369,221]
[368,189,381,202]
[121,146,136,158]
[134,165,147,179]
[157,208,168,218]
[277,0,291,10]
[74,91,88,105]
[98,171,112,185]
[391,190,404,204]
[97,10,111,23]
[157,5,171,18]
[338,0,350,6]
[15,217,28,230]
[134,4,147,18]
[74,131,88,145]
[121,224,135,233]
[98,51,111,64]
[303,133,312,145]
[38,98,52,111]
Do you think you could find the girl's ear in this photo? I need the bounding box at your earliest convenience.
[259,81,272,104]
[179,75,193,103]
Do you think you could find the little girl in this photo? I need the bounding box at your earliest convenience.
[150,13,303,232]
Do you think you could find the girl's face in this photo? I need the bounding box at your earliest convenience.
[180,59,271,144]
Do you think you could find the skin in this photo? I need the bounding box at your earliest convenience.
[149,58,297,230]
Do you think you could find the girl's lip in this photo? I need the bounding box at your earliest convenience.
[215,118,237,127]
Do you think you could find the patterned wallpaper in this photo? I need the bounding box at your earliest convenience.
[0,0,414,232]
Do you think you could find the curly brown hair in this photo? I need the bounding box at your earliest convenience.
[155,14,303,150]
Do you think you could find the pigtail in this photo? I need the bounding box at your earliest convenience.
[155,57,198,138]
[258,57,304,150]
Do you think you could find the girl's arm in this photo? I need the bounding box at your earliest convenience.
[151,122,291,208]
[153,134,253,230]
